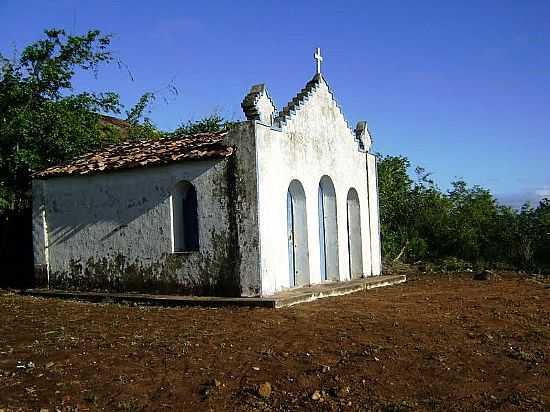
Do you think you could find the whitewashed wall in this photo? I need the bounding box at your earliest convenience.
[32,121,262,296]
[255,79,379,295]
[32,160,245,294]
[367,153,382,276]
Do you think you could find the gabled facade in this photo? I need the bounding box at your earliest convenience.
[244,73,381,295]
[32,55,381,297]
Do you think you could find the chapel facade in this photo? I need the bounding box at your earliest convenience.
[32,50,382,297]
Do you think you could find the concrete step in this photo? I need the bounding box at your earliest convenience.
[270,274,407,308]
[18,274,406,309]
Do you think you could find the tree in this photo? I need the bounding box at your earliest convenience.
[123,92,163,141]
[377,154,549,272]
[447,180,499,263]
[377,155,450,261]
[171,114,236,136]
[0,29,123,211]
[377,155,415,259]
[532,198,550,271]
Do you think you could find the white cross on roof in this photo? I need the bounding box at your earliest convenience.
[314,47,323,75]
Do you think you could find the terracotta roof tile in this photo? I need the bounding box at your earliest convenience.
[35,131,233,179]
[98,114,131,130]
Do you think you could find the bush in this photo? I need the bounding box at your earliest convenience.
[378,155,549,273]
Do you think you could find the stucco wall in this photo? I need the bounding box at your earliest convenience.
[367,153,382,276]
[255,79,379,295]
[223,122,261,296]
[32,159,250,295]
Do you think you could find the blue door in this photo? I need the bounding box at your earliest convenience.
[318,185,327,280]
[287,190,296,287]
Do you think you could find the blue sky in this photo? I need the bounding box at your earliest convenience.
[1,1,549,207]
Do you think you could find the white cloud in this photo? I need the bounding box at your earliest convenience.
[497,185,550,209]
[535,187,550,197]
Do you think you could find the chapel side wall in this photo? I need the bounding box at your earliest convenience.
[36,159,242,295]
[224,122,262,296]
[367,153,382,275]
[255,80,374,295]
[360,164,373,278]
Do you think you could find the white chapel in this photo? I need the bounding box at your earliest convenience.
[32,49,382,297]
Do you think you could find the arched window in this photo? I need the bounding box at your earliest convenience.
[172,181,199,252]
[318,175,339,281]
[287,180,310,287]
[347,188,363,278]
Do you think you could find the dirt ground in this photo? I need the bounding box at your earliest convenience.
[0,273,548,412]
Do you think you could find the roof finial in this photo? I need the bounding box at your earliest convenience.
[314,47,323,75]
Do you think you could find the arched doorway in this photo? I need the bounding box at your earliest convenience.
[318,175,339,281]
[347,188,363,278]
[287,180,310,287]
[172,181,199,252]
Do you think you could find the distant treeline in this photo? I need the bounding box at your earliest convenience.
[378,155,550,273]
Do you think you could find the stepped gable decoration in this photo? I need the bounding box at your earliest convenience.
[273,48,361,148]
[354,121,372,152]
[241,84,277,125]
[273,73,323,128]
[35,131,232,179]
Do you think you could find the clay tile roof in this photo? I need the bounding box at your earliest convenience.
[35,131,233,179]
[98,114,131,130]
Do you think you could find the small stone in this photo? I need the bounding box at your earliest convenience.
[337,386,350,397]
[199,384,212,400]
[322,365,330,373]
[46,362,55,369]
[258,382,272,398]
[252,366,260,371]
[213,379,221,387]
[311,390,321,401]
[473,270,500,281]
